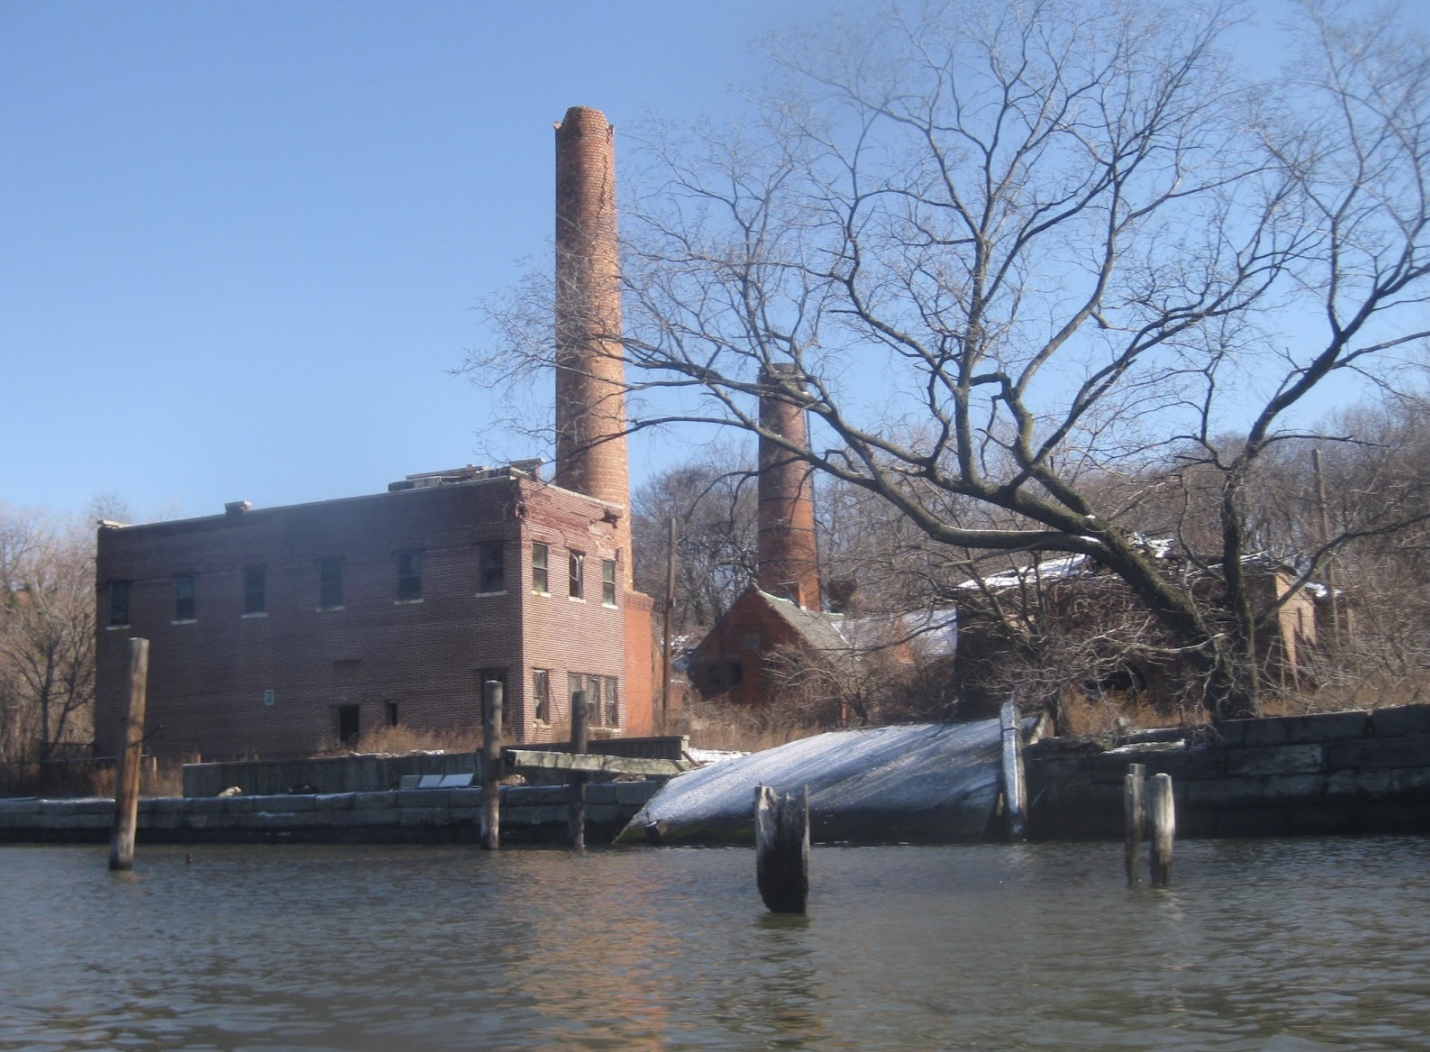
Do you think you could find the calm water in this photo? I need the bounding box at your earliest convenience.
[2,837,1428,1051]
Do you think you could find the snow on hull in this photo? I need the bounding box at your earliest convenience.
[617,721,1004,846]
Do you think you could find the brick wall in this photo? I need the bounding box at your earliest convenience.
[95,475,652,760]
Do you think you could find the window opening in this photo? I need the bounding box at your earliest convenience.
[478,542,505,593]
[317,557,345,609]
[242,566,266,615]
[396,550,423,601]
[601,559,617,606]
[336,704,360,746]
[174,574,196,622]
[568,550,584,599]
[108,581,131,627]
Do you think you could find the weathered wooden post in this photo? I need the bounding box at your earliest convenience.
[754,784,809,914]
[480,678,503,850]
[109,637,149,871]
[1123,762,1146,885]
[568,688,589,849]
[999,700,1026,841]
[1148,772,1175,887]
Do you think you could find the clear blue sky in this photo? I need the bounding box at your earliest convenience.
[1,0,830,523]
[2,1,1421,525]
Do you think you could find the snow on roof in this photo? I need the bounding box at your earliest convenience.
[836,606,958,657]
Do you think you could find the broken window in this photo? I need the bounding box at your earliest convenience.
[568,550,584,599]
[602,559,617,606]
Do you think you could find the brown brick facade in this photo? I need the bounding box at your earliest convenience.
[94,473,652,761]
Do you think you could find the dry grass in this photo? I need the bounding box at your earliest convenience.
[340,723,486,756]
[664,699,825,753]
[85,756,187,798]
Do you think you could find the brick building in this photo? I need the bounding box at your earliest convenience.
[93,466,655,760]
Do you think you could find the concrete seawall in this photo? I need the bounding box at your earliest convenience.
[1026,705,1430,839]
[0,781,661,846]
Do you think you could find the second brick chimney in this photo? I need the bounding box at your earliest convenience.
[757,364,821,610]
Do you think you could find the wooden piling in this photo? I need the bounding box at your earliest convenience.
[480,678,503,851]
[999,701,1026,841]
[754,784,809,914]
[1148,772,1175,887]
[1123,762,1146,885]
[568,689,589,849]
[109,637,149,871]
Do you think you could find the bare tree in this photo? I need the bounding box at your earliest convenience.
[631,447,760,635]
[466,0,1430,721]
[0,506,96,776]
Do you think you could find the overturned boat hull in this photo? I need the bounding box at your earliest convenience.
[616,721,1003,846]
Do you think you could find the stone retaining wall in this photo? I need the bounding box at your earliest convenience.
[0,781,661,846]
[1025,704,1430,839]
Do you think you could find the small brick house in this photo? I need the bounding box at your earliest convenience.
[93,465,654,761]
[687,586,845,706]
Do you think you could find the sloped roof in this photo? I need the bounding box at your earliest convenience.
[747,587,849,654]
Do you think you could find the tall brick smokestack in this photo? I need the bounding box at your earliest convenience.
[758,364,821,610]
[554,106,631,582]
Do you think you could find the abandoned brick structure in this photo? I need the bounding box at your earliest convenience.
[93,106,655,760]
[94,471,655,759]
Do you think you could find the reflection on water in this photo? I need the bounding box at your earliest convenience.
[2,837,1428,1051]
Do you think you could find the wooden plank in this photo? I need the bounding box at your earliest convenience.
[109,637,150,872]
[1000,701,1026,841]
[481,679,502,850]
[568,690,589,849]
[1148,772,1175,887]
[507,749,689,777]
[1124,762,1146,885]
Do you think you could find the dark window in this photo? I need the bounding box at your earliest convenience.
[396,550,422,601]
[336,704,360,746]
[174,574,196,622]
[568,550,584,599]
[317,557,344,609]
[604,675,619,727]
[601,559,617,606]
[242,566,266,615]
[533,669,551,723]
[384,700,399,727]
[478,542,505,594]
[706,659,743,693]
[587,675,603,727]
[568,672,585,724]
[108,581,131,627]
[532,542,549,594]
